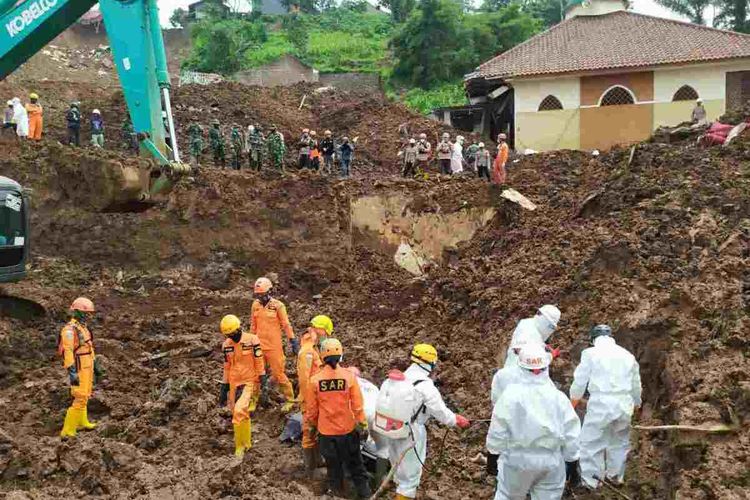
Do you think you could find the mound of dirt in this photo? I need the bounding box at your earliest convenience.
[0,125,749,499]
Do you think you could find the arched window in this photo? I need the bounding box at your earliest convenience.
[538,95,563,111]
[672,85,699,101]
[599,85,636,106]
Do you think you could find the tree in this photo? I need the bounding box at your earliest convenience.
[654,0,711,24]
[378,0,417,23]
[391,0,465,87]
[184,18,268,74]
[464,4,541,66]
[517,0,564,28]
[284,14,310,52]
[169,7,190,28]
[713,0,749,32]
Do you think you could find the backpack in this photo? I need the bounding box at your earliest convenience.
[373,369,426,439]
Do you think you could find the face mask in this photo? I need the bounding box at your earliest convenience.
[535,315,555,340]
[258,294,271,306]
[230,331,242,343]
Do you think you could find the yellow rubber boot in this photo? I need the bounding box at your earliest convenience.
[60,408,80,439]
[233,423,246,458]
[280,383,296,413]
[394,495,414,500]
[79,406,97,430]
[243,420,253,450]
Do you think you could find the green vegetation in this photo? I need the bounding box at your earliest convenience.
[398,82,467,114]
[179,0,546,113]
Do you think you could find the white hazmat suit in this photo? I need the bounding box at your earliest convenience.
[358,375,388,459]
[491,364,554,408]
[504,311,558,367]
[570,335,641,488]
[487,370,580,500]
[386,363,457,498]
[11,98,28,138]
[450,137,464,174]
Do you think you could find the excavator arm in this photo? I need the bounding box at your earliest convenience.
[0,0,187,193]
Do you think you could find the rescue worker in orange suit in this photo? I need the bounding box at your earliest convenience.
[305,339,372,499]
[59,297,103,438]
[25,92,43,140]
[219,314,265,458]
[492,133,509,185]
[296,314,334,476]
[250,276,298,412]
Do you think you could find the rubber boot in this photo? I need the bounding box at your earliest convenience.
[394,495,414,500]
[280,383,296,413]
[233,422,248,458]
[248,386,260,413]
[79,406,97,430]
[60,408,80,439]
[243,420,253,450]
[303,447,317,479]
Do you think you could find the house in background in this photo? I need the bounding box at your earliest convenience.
[464,0,750,152]
[188,0,230,20]
[256,0,288,15]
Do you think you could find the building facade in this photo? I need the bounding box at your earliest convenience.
[465,0,750,152]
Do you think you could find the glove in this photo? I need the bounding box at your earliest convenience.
[67,366,79,386]
[566,460,581,487]
[93,357,105,384]
[290,337,300,355]
[455,415,471,429]
[219,383,230,407]
[309,425,318,440]
[545,344,561,359]
[486,453,499,477]
[571,399,580,409]
[355,421,369,442]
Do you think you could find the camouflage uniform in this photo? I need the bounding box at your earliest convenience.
[266,129,285,171]
[121,119,138,153]
[209,122,226,168]
[187,123,204,165]
[247,128,265,171]
[230,125,244,170]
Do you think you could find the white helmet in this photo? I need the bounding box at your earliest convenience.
[248,125,255,132]
[419,133,426,139]
[518,344,551,370]
[478,142,485,148]
[535,305,560,341]
[92,109,100,114]
[6,100,12,106]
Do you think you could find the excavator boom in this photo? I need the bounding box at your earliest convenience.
[1,0,185,174]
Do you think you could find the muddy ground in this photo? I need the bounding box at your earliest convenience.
[1,54,750,500]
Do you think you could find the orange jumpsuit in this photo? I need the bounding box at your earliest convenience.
[25,103,43,140]
[297,331,323,448]
[493,142,508,185]
[58,319,95,410]
[305,364,366,436]
[223,331,265,424]
[250,298,295,401]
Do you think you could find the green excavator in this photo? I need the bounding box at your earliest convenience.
[0,0,190,283]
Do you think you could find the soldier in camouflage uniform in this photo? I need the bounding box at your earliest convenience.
[121,119,138,154]
[246,124,265,171]
[187,122,204,166]
[230,124,245,170]
[266,125,285,171]
[209,119,226,168]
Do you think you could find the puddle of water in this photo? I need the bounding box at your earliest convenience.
[351,194,495,275]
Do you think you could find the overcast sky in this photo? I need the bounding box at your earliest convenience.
[156,0,690,26]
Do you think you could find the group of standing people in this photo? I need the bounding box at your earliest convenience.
[400,131,509,184]
[3,93,43,140]
[487,305,642,499]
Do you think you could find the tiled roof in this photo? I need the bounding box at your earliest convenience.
[471,11,750,80]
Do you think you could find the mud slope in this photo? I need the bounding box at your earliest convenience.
[0,131,749,499]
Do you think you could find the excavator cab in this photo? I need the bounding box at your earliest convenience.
[0,176,29,283]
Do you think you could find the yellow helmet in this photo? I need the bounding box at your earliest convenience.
[220,314,241,336]
[29,92,39,100]
[321,338,343,358]
[310,315,334,336]
[411,343,438,365]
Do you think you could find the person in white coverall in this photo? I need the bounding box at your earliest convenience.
[11,98,28,138]
[504,305,561,367]
[491,357,555,408]
[570,324,641,489]
[387,344,471,500]
[487,343,581,500]
[347,366,388,460]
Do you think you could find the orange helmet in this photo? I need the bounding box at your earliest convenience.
[70,297,95,313]
[254,277,273,294]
